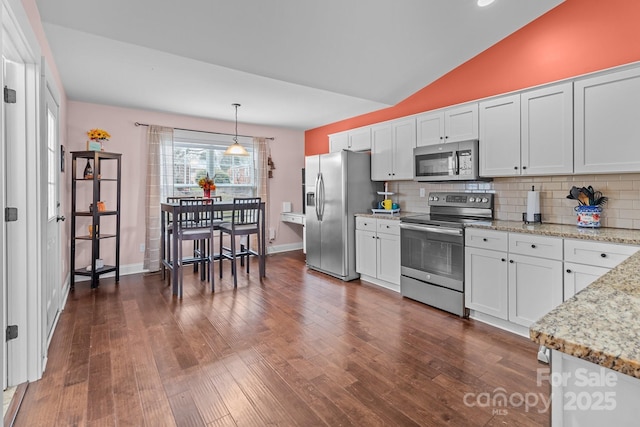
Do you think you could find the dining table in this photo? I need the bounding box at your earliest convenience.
[160,200,266,296]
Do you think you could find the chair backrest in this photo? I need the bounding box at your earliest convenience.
[230,197,261,229]
[177,198,216,234]
[210,195,223,221]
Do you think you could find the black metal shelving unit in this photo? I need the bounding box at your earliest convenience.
[70,151,121,290]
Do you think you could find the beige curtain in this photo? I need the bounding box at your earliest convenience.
[254,137,269,248]
[144,125,174,272]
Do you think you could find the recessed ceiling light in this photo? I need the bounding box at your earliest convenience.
[478,0,496,6]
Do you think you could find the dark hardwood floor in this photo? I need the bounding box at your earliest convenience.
[15,251,550,426]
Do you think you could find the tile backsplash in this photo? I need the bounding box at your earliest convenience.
[390,173,640,229]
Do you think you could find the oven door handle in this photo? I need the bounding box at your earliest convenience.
[400,223,463,236]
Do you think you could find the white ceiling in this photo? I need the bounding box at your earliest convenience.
[36,0,564,131]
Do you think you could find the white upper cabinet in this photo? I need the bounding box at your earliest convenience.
[328,132,349,153]
[416,110,445,146]
[574,66,640,173]
[349,127,372,152]
[416,103,478,147]
[479,94,521,176]
[480,82,573,177]
[328,127,371,153]
[445,103,479,143]
[521,83,573,175]
[371,117,416,181]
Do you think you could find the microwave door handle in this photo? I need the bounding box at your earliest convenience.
[453,150,460,176]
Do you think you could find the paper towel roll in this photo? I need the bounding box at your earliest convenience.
[526,190,540,222]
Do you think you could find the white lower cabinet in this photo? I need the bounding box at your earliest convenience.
[563,238,639,300]
[465,229,563,335]
[563,262,610,299]
[507,252,563,327]
[355,217,400,292]
[465,246,508,320]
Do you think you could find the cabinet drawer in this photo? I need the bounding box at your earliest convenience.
[564,239,639,269]
[465,228,508,251]
[509,233,562,259]
[377,219,400,235]
[356,216,377,232]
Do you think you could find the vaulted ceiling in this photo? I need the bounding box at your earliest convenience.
[36,0,564,130]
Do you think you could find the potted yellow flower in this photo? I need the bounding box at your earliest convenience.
[87,128,111,151]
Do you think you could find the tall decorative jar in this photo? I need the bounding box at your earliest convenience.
[575,205,602,228]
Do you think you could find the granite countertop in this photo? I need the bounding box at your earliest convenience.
[468,220,640,245]
[467,220,640,379]
[355,211,422,220]
[530,251,640,379]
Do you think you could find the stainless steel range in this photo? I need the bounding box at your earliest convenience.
[400,192,494,317]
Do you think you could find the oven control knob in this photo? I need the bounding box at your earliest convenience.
[469,197,475,202]
[433,196,439,201]
[428,196,433,201]
[481,197,489,203]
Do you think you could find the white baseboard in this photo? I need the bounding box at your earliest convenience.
[267,242,303,254]
[468,310,529,338]
[359,274,401,293]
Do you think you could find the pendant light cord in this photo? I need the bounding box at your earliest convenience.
[233,103,240,143]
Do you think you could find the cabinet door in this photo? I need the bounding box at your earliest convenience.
[444,103,478,142]
[370,124,393,181]
[563,262,610,301]
[508,254,563,327]
[465,247,508,320]
[416,110,445,146]
[391,117,416,180]
[575,66,640,173]
[329,132,349,153]
[479,94,521,177]
[355,229,377,277]
[377,231,400,285]
[349,127,371,152]
[521,83,573,175]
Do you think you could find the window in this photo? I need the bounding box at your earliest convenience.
[170,130,256,201]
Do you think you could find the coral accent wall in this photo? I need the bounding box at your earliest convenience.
[305,0,640,155]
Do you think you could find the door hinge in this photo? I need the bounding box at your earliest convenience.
[6,325,18,341]
[5,207,18,222]
[4,86,16,104]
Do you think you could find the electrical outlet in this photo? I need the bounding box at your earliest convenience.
[420,188,426,197]
[269,228,276,240]
[139,243,145,253]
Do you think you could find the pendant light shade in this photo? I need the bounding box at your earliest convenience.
[224,103,249,156]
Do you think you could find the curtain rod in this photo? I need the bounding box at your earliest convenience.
[134,122,275,141]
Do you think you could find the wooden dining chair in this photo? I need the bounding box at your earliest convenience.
[175,198,218,296]
[218,197,262,288]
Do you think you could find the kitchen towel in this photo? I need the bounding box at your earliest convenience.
[526,187,540,222]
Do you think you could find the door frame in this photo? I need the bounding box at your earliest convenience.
[2,0,45,386]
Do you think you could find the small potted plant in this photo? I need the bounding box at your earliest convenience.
[198,173,216,198]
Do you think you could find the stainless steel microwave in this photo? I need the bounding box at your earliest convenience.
[413,139,483,182]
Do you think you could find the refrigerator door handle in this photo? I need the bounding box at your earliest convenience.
[315,173,321,220]
[318,173,325,221]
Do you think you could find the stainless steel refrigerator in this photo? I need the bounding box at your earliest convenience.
[305,150,381,281]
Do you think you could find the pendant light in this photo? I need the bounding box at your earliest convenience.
[223,103,249,156]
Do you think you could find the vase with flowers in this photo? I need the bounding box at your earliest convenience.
[87,128,111,151]
[198,173,216,198]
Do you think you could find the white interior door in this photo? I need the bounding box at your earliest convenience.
[43,81,61,343]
